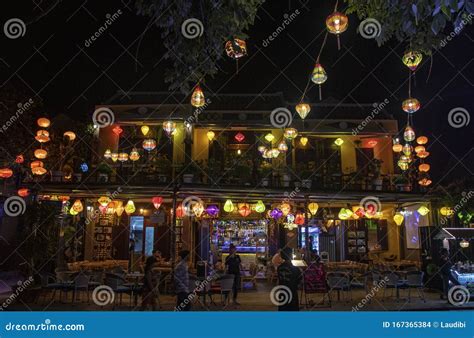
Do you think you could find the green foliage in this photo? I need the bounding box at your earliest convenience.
[344,0,473,53]
[136,0,265,92]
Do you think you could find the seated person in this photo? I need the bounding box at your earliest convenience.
[304,253,327,293]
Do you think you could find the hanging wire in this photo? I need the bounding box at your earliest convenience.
[426,54,433,83]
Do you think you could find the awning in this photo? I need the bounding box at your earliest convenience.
[434,228,474,240]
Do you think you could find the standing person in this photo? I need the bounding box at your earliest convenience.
[174,250,191,311]
[141,255,158,310]
[225,244,242,305]
[277,247,302,311]
[128,238,135,272]
[439,248,459,300]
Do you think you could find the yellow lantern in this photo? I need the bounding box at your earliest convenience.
[416,136,428,145]
[311,63,327,85]
[402,98,421,114]
[254,200,266,213]
[271,148,280,158]
[283,128,298,140]
[393,212,404,226]
[278,141,288,153]
[63,131,76,141]
[34,148,47,159]
[392,144,403,153]
[280,203,291,216]
[402,50,423,71]
[308,202,319,216]
[440,207,454,217]
[225,38,247,59]
[192,203,205,218]
[417,206,430,216]
[118,153,129,162]
[115,201,124,217]
[207,130,215,141]
[125,200,136,215]
[31,160,47,175]
[338,208,353,220]
[191,85,205,107]
[402,144,413,156]
[104,149,112,159]
[37,117,51,128]
[419,163,430,172]
[35,130,50,143]
[69,208,79,216]
[398,159,409,171]
[141,125,150,136]
[72,199,83,213]
[98,196,111,207]
[258,146,266,154]
[223,200,234,213]
[130,148,140,161]
[163,121,176,137]
[415,145,425,153]
[295,103,311,120]
[334,138,344,146]
[300,137,308,147]
[111,153,119,162]
[460,240,470,248]
[403,126,416,142]
[265,133,275,143]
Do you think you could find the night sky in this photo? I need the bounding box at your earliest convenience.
[1,0,473,184]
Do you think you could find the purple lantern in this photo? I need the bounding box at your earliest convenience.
[206,205,219,217]
[270,208,283,220]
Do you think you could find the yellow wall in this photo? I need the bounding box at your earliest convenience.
[192,128,209,161]
[173,123,186,165]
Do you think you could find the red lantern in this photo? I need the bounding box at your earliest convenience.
[18,188,29,197]
[0,168,13,179]
[112,125,123,136]
[99,205,107,214]
[152,196,163,210]
[234,132,245,143]
[295,213,305,225]
[15,155,24,164]
[176,205,185,218]
[238,203,251,217]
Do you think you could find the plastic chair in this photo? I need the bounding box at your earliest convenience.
[406,271,425,302]
[72,273,91,303]
[381,271,406,301]
[327,272,351,302]
[208,274,234,309]
[301,264,331,308]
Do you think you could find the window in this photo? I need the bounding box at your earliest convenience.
[130,216,144,254]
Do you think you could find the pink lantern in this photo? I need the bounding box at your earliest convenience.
[152,196,163,210]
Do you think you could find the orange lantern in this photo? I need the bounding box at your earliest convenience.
[191,85,205,108]
[392,143,403,153]
[419,163,430,172]
[31,161,46,175]
[280,202,291,216]
[17,188,29,197]
[416,136,428,145]
[295,213,305,225]
[0,168,13,179]
[176,205,185,218]
[326,12,349,50]
[142,139,156,151]
[34,148,48,159]
[112,126,123,136]
[238,203,251,217]
[37,118,50,128]
[72,199,83,213]
[414,145,425,153]
[225,38,247,59]
[63,131,76,141]
[402,98,421,113]
[417,151,430,159]
[35,130,50,143]
[98,196,111,207]
[418,177,432,186]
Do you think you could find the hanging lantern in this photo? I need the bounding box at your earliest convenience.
[402,144,413,156]
[112,126,123,136]
[223,199,234,213]
[70,208,79,216]
[398,159,409,171]
[234,132,245,143]
[104,149,112,159]
[417,206,430,216]
[225,38,247,59]
[270,208,283,220]
[129,148,140,161]
[403,126,416,142]
[35,130,50,143]
[460,239,470,248]
[15,155,24,164]
[207,130,215,141]
[334,138,344,146]
[271,148,280,158]
[295,213,305,225]
[192,202,205,218]
[367,140,378,148]
[283,128,298,140]
[258,146,267,154]
[124,200,136,215]
[17,188,29,197]
[300,137,308,147]
[80,162,89,172]
[152,196,163,209]
[338,208,353,220]
[140,125,150,136]
[72,199,83,213]
[295,103,311,120]
[326,11,349,37]
[440,207,454,217]
[415,145,425,153]
[0,168,13,179]
[280,203,291,216]
[111,153,119,162]
[265,133,275,143]
[191,85,205,107]
[115,201,124,217]
[98,196,111,207]
[417,151,430,159]
[311,63,328,94]
[206,205,219,217]
[30,161,46,175]
[353,206,365,218]
[254,200,266,213]
[238,203,251,217]
[393,213,404,226]
[278,141,288,153]
[402,50,423,71]
[416,136,428,145]
[418,177,432,186]
[308,202,319,216]
[392,143,403,153]
[142,139,156,151]
[163,121,177,137]
[118,153,129,162]
[402,98,421,114]
[37,117,51,128]
[175,205,185,218]
[34,148,48,159]
[63,131,76,141]
[419,163,430,172]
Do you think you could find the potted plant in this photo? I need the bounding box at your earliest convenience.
[394,175,411,192]
[97,162,112,183]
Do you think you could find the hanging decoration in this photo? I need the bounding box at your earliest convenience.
[392,139,402,153]
[192,202,205,218]
[152,196,163,209]
[125,200,136,215]
[141,125,150,136]
[280,203,291,216]
[460,239,470,248]
[277,141,288,153]
[34,149,48,159]
[254,200,266,213]
[402,98,421,114]
[163,121,177,137]
[205,205,219,217]
[283,128,298,140]
[72,199,84,213]
[393,212,404,226]
[326,11,349,50]
[403,126,416,142]
[115,201,124,217]
[37,117,51,128]
[334,138,344,146]
[142,139,157,151]
[207,130,215,141]
[118,153,129,162]
[64,131,76,141]
[295,103,311,120]
[35,130,50,143]
[311,63,328,100]
[110,153,119,162]
[417,206,430,216]
[440,207,454,217]
[295,213,305,225]
[130,148,140,161]
[15,155,24,164]
[416,136,428,145]
[112,126,123,136]
[225,38,247,73]
[338,208,353,220]
[0,168,13,179]
[238,203,251,217]
[191,84,205,107]
[300,137,308,147]
[223,199,234,213]
[402,50,423,72]
[234,132,245,143]
[30,161,46,175]
[270,208,283,220]
[264,133,275,143]
[308,202,319,216]
[98,196,111,207]
[17,188,30,197]
[104,149,112,159]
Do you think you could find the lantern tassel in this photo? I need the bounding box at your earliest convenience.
[337,35,341,51]
[236,59,239,74]
[319,85,322,101]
